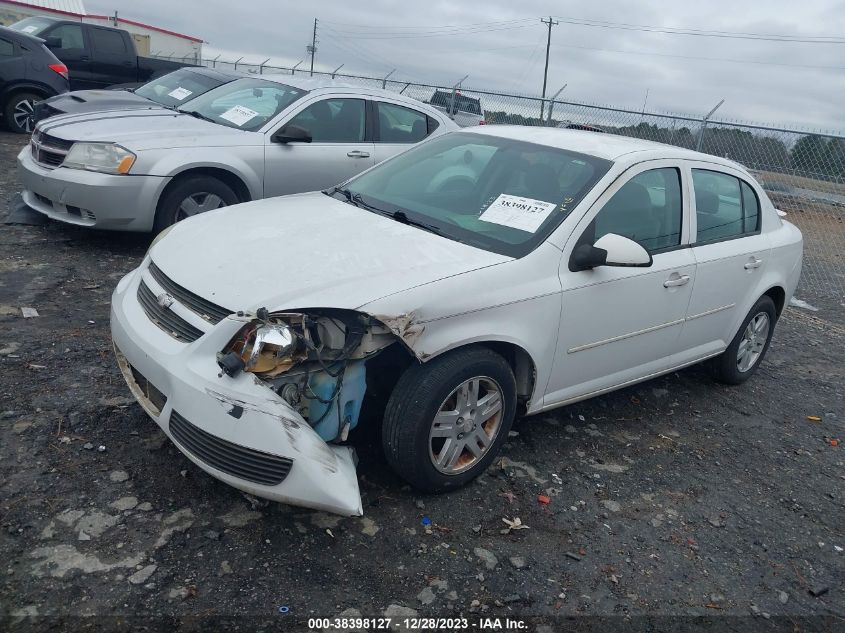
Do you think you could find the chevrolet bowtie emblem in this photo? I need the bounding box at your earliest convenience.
[156,293,174,309]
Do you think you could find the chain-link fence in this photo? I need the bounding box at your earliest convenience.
[159,54,845,308]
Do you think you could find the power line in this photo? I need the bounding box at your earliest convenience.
[321,23,536,40]
[552,41,845,70]
[550,15,845,44]
[320,24,399,73]
[320,18,535,34]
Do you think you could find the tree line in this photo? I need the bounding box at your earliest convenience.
[485,111,845,182]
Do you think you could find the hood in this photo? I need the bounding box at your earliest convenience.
[150,192,509,312]
[44,89,153,115]
[37,109,255,151]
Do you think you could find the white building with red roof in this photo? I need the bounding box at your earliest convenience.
[0,0,203,61]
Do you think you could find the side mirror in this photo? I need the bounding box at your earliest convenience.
[44,36,62,49]
[271,125,312,144]
[570,233,653,272]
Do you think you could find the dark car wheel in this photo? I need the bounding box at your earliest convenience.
[153,176,239,232]
[4,92,41,134]
[712,295,777,385]
[382,346,517,493]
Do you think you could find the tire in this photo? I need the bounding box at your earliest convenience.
[3,91,41,134]
[153,176,239,233]
[712,295,777,385]
[382,346,517,492]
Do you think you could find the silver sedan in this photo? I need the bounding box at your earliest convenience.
[17,75,458,232]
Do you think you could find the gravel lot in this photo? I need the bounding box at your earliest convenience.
[1,131,843,631]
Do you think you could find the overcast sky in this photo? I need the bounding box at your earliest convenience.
[86,0,845,132]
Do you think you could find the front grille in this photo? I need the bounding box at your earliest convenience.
[30,130,72,168]
[129,365,167,414]
[39,132,74,151]
[169,411,293,486]
[137,280,203,343]
[148,262,232,324]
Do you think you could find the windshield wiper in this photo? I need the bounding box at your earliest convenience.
[325,187,443,236]
[386,210,442,234]
[182,109,215,123]
[325,186,358,205]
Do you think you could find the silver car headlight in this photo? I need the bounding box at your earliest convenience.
[63,143,136,175]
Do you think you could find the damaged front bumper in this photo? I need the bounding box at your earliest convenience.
[109,262,363,516]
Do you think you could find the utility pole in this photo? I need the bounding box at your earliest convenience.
[308,18,318,76]
[540,16,559,120]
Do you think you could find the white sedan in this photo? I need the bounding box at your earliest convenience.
[110,126,803,515]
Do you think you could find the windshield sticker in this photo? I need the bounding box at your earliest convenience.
[478,193,558,233]
[219,105,259,127]
[167,87,193,100]
[21,25,39,33]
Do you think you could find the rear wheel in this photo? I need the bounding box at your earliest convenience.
[4,91,41,134]
[712,295,777,384]
[153,176,239,232]
[382,347,516,492]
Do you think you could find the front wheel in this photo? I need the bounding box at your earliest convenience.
[153,176,239,232]
[4,92,41,134]
[712,295,777,384]
[382,347,517,492]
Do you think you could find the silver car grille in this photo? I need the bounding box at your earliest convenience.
[30,129,73,169]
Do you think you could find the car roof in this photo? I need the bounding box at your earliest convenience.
[180,66,241,81]
[462,125,745,168]
[245,74,450,117]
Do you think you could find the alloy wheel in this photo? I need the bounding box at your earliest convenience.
[175,192,226,222]
[13,98,37,133]
[737,312,770,372]
[429,376,504,474]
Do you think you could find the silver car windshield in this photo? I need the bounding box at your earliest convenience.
[336,132,611,258]
[177,79,306,132]
[134,69,228,107]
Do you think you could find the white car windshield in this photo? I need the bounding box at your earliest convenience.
[335,132,611,257]
[177,79,306,131]
[134,69,229,108]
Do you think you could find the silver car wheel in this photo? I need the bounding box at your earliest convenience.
[175,192,226,222]
[736,312,770,373]
[429,376,504,475]
[13,98,37,133]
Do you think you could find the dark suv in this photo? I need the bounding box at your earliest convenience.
[0,25,69,133]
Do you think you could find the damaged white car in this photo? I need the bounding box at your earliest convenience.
[110,126,803,515]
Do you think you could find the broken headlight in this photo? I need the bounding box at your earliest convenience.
[217,314,306,377]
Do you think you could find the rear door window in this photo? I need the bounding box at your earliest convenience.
[90,28,126,54]
[376,102,430,143]
[692,169,759,242]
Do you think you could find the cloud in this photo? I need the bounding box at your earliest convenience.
[86,0,845,130]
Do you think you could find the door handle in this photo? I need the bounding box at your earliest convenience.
[663,274,690,288]
[80,56,90,61]
[121,61,134,67]
[744,257,763,270]
[346,150,370,158]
